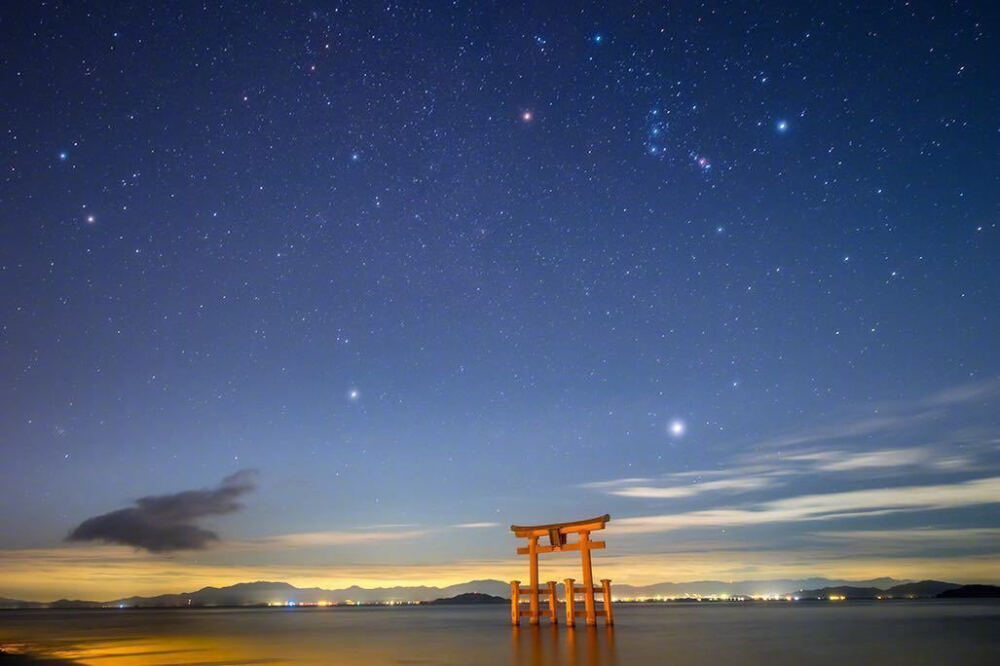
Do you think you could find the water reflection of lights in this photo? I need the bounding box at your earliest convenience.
[512,623,618,666]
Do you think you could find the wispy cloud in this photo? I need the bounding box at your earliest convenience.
[812,527,1000,542]
[223,521,501,550]
[609,477,773,499]
[751,378,999,454]
[588,380,1000,505]
[613,476,1000,534]
[233,528,429,550]
[786,447,932,471]
[923,378,1000,407]
[756,414,930,451]
[580,477,653,490]
[452,522,501,529]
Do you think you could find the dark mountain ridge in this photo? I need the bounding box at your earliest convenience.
[937,584,1000,598]
[0,576,985,608]
[792,580,963,599]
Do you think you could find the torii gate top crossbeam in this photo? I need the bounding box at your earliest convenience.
[509,514,610,538]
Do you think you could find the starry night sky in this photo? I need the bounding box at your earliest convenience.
[2,2,999,599]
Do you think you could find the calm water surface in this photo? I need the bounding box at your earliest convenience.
[2,601,998,665]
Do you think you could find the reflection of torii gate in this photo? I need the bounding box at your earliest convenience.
[509,514,614,627]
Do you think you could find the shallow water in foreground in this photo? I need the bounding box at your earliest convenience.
[1,601,998,665]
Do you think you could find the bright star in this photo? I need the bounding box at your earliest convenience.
[521,110,533,123]
[776,119,789,132]
[85,214,96,224]
[669,419,686,437]
[348,388,360,401]
[593,34,603,44]
[58,152,68,161]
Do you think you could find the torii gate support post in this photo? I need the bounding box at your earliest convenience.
[510,580,520,625]
[528,536,539,624]
[547,580,559,624]
[563,578,576,627]
[580,530,596,625]
[601,579,614,625]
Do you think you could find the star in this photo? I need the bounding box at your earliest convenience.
[520,110,533,123]
[776,119,789,132]
[348,388,360,401]
[85,214,96,224]
[668,419,686,437]
[58,152,68,161]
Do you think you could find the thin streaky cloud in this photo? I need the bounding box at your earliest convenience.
[812,527,1000,541]
[228,529,429,550]
[666,466,784,479]
[752,378,1000,454]
[613,476,1000,534]
[610,477,774,499]
[801,448,930,471]
[452,522,501,529]
[923,378,1000,407]
[358,523,422,529]
[755,413,937,452]
[591,444,972,504]
[579,477,653,489]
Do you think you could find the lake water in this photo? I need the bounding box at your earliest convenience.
[1,601,999,665]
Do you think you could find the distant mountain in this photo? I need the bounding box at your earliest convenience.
[425,592,507,605]
[793,586,885,599]
[886,580,961,597]
[938,584,1000,598]
[0,647,76,664]
[614,577,906,599]
[3,576,993,608]
[0,597,46,609]
[106,579,513,607]
[48,599,104,609]
[0,580,513,608]
[789,580,964,599]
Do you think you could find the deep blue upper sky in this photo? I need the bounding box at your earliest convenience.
[1,2,998,597]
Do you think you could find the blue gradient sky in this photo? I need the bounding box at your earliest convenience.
[2,1,998,599]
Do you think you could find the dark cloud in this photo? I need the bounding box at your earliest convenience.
[66,470,257,553]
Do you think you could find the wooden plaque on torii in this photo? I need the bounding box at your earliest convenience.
[509,514,614,627]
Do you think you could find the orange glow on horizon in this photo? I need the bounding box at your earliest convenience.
[1,544,999,602]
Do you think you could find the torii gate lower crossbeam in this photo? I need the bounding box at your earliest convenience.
[509,514,614,627]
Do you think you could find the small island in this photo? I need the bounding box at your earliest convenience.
[937,584,1000,598]
[423,593,508,605]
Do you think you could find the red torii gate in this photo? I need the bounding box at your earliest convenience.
[509,514,614,627]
